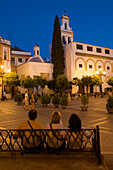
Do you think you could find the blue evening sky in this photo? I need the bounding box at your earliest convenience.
[0,0,113,59]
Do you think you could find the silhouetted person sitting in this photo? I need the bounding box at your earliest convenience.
[65,114,89,150]
[14,109,44,153]
[45,112,64,150]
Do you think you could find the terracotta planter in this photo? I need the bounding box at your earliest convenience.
[54,104,59,108]
[81,106,88,111]
[106,107,113,114]
[61,105,67,109]
[43,104,47,107]
[17,102,21,105]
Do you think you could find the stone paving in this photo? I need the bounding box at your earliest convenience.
[0,96,112,169]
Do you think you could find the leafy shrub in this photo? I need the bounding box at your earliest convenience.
[60,94,68,108]
[52,93,60,104]
[41,94,51,106]
[81,95,89,106]
[52,93,60,107]
[106,96,113,108]
[14,93,23,103]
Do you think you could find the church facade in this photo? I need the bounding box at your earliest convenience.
[49,15,113,92]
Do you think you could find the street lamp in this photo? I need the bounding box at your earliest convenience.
[0,66,11,100]
[7,69,11,73]
[96,68,106,97]
[0,65,4,100]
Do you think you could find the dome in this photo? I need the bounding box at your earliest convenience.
[27,56,45,62]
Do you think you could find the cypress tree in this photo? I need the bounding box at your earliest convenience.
[51,15,65,79]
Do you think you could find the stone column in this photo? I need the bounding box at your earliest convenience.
[94,85,100,92]
[88,86,90,93]
[84,86,87,93]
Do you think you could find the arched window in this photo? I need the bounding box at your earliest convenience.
[62,36,66,44]
[37,50,39,55]
[68,37,71,44]
[65,23,67,30]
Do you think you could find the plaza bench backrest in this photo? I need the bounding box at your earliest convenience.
[0,125,101,164]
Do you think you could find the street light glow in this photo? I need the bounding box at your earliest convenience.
[7,69,11,73]
[96,71,99,74]
[1,65,4,69]
[99,68,102,71]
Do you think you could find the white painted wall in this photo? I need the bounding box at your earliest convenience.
[74,42,113,58]
[64,42,113,91]
[17,62,53,80]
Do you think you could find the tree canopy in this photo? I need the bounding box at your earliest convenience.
[81,76,92,94]
[51,15,65,79]
[20,75,34,90]
[56,75,69,95]
[33,76,42,87]
[107,77,113,95]
[4,72,20,86]
[91,75,101,86]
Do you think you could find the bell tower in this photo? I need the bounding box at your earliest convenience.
[33,44,40,57]
[60,15,74,44]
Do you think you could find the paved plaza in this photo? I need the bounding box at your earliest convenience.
[0,96,113,169]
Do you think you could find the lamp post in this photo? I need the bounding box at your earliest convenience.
[96,68,106,97]
[0,65,4,100]
[0,66,11,100]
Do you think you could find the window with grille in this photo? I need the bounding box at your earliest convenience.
[76,44,83,50]
[18,58,22,62]
[98,65,101,69]
[107,66,110,70]
[79,64,82,68]
[89,65,92,69]
[87,46,93,51]
[105,49,110,54]
[96,48,101,53]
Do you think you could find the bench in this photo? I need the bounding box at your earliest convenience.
[0,125,101,164]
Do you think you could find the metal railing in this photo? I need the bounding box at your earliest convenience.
[0,126,101,164]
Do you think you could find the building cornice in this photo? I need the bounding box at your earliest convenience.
[74,41,113,51]
[76,52,113,60]
[11,51,31,56]
[61,30,74,35]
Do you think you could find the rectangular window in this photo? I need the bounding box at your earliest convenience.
[98,65,101,69]
[18,58,22,62]
[105,49,110,54]
[107,66,110,70]
[87,46,93,51]
[76,44,83,50]
[11,57,15,63]
[4,51,7,60]
[89,65,92,69]
[96,48,101,53]
[79,64,82,68]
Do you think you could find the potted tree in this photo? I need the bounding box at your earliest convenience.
[56,75,69,96]
[107,77,113,96]
[106,96,113,114]
[41,94,51,107]
[81,95,89,111]
[60,93,68,109]
[14,93,23,105]
[52,93,60,108]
